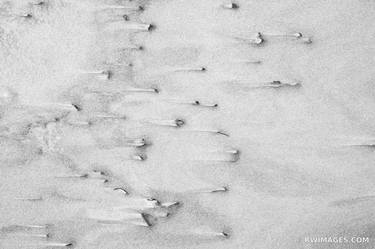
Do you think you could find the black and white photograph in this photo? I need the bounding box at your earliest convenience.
[0,0,375,248]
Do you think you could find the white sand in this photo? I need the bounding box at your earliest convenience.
[1,0,375,248]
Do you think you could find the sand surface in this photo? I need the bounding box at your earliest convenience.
[1,0,375,248]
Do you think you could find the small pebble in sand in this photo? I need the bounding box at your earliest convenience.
[193,186,228,193]
[250,32,264,45]
[19,13,33,19]
[243,60,262,64]
[193,101,218,108]
[225,149,239,154]
[162,201,180,208]
[31,1,47,7]
[43,242,74,247]
[34,1,45,4]
[261,32,303,39]
[119,44,144,51]
[174,119,185,127]
[123,87,159,93]
[117,23,154,32]
[55,173,89,179]
[17,233,50,238]
[27,102,78,112]
[129,153,147,161]
[146,119,185,128]
[123,14,129,21]
[235,32,264,46]
[263,80,301,88]
[211,186,228,193]
[191,227,231,239]
[80,70,113,80]
[199,149,240,163]
[122,138,147,147]
[109,61,134,67]
[165,99,218,108]
[258,32,312,44]
[173,66,206,72]
[221,231,230,238]
[98,5,144,11]
[222,3,239,9]
[71,103,82,111]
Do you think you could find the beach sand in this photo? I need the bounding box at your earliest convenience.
[1,0,375,248]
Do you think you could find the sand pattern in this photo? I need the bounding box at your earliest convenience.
[1,0,375,249]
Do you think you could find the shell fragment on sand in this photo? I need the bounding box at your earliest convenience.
[112,187,129,195]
